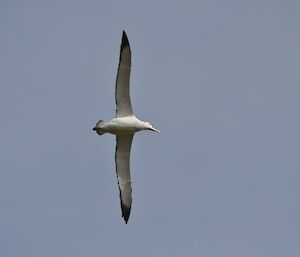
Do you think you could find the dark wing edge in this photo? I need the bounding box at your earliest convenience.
[120,198,131,224]
[121,30,130,52]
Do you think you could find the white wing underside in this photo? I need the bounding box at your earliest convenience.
[115,134,133,223]
[115,32,134,117]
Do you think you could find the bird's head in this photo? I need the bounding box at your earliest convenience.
[145,122,160,133]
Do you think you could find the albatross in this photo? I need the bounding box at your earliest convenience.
[93,31,159,223]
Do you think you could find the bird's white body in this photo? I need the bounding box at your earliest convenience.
[93,31,159,223]
[95,116,159,135]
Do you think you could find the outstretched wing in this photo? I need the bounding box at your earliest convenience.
[115,31,134,117]
[115,134,134,223]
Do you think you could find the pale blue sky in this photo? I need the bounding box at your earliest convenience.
[0,1,299,256]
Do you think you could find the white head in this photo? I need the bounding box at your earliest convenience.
[144,122,160,133]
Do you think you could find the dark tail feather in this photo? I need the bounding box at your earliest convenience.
[93,120,105,135]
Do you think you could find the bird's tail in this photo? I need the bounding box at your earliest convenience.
[93,120,105,135]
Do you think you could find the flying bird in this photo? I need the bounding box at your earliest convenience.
[93,31,159,223]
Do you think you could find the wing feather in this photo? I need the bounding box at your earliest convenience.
[115,134,134,223]
[115,31,134,117]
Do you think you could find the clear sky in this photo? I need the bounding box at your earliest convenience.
[1,0,299,256]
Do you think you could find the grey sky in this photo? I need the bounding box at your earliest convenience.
[0,0,299,256]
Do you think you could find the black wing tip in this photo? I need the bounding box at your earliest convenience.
[121,201,131,224]
[121,30,130,51]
